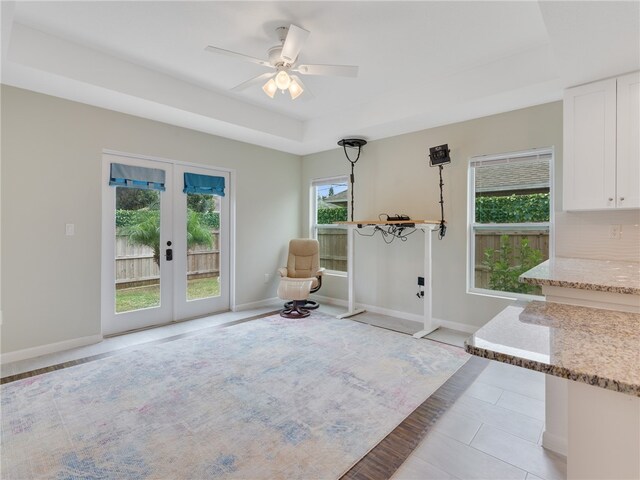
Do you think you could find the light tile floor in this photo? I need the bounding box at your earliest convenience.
[321,304,468,348]
[1,304,566,480]
[333,307,566,480]
[392,360,566,480]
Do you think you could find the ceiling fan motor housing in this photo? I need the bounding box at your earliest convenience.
[268,46,288,67]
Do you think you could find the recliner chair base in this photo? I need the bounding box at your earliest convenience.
[284,299,319,310]
[280,300,310,318]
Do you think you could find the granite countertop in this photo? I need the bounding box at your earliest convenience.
[465,301,640,397]
[519,257,640,295]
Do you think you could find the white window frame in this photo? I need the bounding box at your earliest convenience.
[467,147,555,301]
[310,175,349,275]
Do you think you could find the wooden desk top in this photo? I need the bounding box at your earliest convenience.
[335,220,443,225]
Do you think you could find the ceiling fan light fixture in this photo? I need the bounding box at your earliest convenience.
[262,78,277,98]
[274,70,292,90]
[206,23,359,100]
[288,78,304,99]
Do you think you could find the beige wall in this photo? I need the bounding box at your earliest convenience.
[1,86,301,354]
[2,85,635,355]
[303,102,564,328]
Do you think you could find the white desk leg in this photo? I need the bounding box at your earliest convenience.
[413,226,439,338]
[337,225,365,319]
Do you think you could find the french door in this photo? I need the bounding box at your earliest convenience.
[101,153,230,336]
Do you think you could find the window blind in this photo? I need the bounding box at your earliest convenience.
[109,163,166,191]
[183,172,225,196]
[470,150,552,168]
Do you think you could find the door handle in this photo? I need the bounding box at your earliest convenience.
[165,248,173,261]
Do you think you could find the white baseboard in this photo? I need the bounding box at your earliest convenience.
[1,334,103,365]
[360,303,424,323]
[435,318,478,334]
[309,294,347,308]
[233,297,281,312]
[542,430,568,457]
[311,295,478,334]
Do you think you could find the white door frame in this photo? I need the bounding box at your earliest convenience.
[101,149,236,336]
[173,163,230,319]
[101,153,174,335]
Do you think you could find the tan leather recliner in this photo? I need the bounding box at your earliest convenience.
[277,239,325,318]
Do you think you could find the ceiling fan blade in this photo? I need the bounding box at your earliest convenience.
[281,24,310,63]
[205,46,274,68]
[230,72,275,92]
[294,64,359,78]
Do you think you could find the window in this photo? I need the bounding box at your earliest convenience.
[311,177,349,273]
[468,148,553,298]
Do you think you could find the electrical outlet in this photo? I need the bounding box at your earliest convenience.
[609,225,622,240]
[264,273,272,284]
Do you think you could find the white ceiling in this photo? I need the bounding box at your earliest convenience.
[2,1,639,155]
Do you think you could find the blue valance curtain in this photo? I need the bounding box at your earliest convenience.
[109,163,166,191]
[183,173,225,197]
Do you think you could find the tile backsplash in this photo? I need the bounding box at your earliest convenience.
[555,210,640,262]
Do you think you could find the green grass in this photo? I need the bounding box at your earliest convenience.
[116,285,160,313]
[116,276,220,313]
[187,276,220,301]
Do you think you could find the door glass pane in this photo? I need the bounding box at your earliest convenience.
[186,193,220,301]
[114,187,161,312]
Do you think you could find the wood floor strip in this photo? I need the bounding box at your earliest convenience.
[341,355,489,480]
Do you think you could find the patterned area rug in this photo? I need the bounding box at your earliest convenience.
[2,313,468,479]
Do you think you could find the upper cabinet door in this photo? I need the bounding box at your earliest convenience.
[616,72,640,209]
[563,78,617,211]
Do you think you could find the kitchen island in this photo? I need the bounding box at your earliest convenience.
[465,257,640,479]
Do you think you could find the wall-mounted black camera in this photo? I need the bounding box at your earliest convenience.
[429,144,451,167]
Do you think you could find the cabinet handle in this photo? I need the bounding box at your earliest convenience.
[608,197,614,202]
[620,197,625,201]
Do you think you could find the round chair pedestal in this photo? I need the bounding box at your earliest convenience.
[284,300,319,310]
[277,278,314,319]
[280,300,311,318]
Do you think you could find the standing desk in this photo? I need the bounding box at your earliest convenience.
[334,220,442,338]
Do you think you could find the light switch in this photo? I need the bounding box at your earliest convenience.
[65,223,75,236]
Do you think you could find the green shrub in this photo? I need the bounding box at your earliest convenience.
[476,193,549,223]
[198,211,219,229]
[115,209,156,228]
[116,209,219,230]
[317,207,348,224]
[122,209,213,265]
[483,235,543,295]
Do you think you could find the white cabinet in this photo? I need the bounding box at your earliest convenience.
[563,72,640,210]
[617,72,640,208]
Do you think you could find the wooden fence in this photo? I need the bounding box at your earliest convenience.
[116,228,546,289]
[474,229,549,290]
[317,228,347,272]
[115,232,219,289]
[316,228,549,284]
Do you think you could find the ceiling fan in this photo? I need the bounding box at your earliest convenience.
[205,24,359,100]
